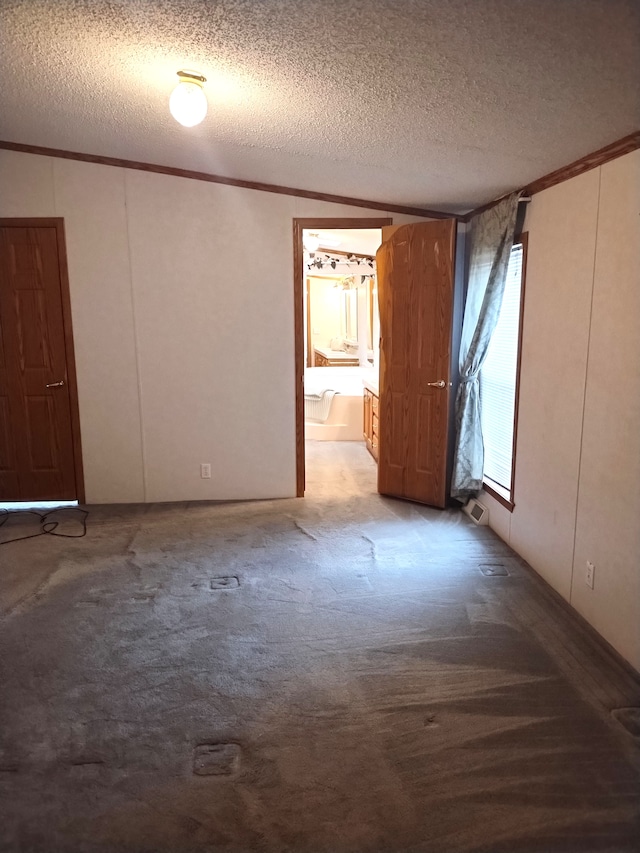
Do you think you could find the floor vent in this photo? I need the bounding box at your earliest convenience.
[479,564,509,577]
[464,498,488,526]
[611,708,640,738]
[210,576,240,590]
[193,742,241,776]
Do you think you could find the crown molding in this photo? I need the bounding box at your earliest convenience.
[461,131,640,222]
[6,132,636,226]
[0,140,454,221]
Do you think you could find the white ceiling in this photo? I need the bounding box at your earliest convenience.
[304,229,382,256]
[1,0,638,213]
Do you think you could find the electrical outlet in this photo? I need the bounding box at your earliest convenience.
[585,561,595,589]
[200,463,211,479]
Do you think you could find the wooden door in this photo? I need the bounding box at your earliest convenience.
[0,222,81,501]
[377,220,456,507]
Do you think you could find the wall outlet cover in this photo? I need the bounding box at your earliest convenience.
[586,561,595,589]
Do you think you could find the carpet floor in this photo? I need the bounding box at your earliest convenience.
[1,441,639,853]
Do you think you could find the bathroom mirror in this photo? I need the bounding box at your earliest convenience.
[305,274,377,367]
[342,287,358,343]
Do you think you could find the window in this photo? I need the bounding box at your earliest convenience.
[480,235,527,509]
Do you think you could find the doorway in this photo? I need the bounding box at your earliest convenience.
[295,217,462,506]
[0,219,84,503]
[293,218,391,496]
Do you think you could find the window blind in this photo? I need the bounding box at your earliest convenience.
[480,243,523,495]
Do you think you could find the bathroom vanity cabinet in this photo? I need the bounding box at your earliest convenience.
[313,347,360,367]
[363,386,379,462]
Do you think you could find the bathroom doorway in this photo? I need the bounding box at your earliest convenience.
[293,218,391,496]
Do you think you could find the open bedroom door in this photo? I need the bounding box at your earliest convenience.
[377,220,456,508]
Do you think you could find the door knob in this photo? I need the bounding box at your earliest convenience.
[426,380,446,388]
[46,380,65,388]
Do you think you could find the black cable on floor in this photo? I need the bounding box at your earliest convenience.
[0,508,88,546]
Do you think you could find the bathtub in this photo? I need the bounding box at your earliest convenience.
[304,367,377,441]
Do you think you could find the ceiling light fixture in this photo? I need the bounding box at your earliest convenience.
[169,70,208,127]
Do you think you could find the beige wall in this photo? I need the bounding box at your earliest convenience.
[308,276,344,350]
[5,146,636,668]
[480,149,640,671]
[0,149,424,503]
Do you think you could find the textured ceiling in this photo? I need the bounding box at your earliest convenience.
[1,0,639,212]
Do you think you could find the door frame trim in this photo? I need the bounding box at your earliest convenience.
[292,217,392,497]
[1,217,85,503]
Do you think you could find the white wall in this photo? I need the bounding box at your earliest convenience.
[480,149,640,671]
[0,149,425,503]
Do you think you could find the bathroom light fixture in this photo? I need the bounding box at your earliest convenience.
[315,233,341,248]
[169,70,208,127]
[303,232,321,253]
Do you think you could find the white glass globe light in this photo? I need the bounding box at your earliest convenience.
[304,232,321,252]
[169,74,208,127]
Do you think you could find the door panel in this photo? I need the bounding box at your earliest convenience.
[0,225,78,500]
[26,396,59,470]
[388,391,406,469]
[377,220,456,508]
[416,393,434,473]
[0,397,17,470]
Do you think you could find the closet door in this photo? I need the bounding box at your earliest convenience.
[377,220,456,508]
[0,222,80,500]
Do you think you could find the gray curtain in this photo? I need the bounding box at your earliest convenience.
[451,193,520,500]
